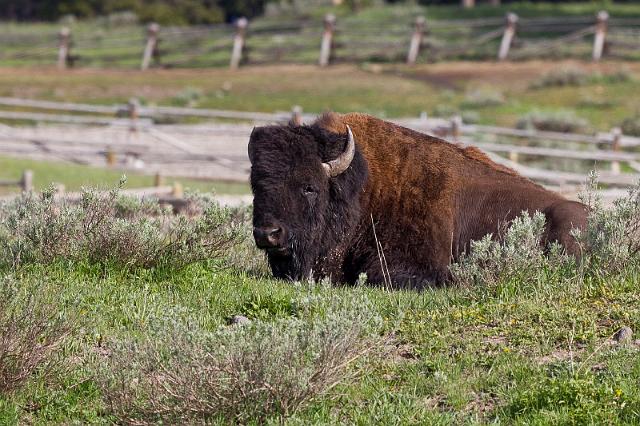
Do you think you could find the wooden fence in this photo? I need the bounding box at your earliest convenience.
[0,169,33,192]
[0,97,638,190]
[3,11,640,70]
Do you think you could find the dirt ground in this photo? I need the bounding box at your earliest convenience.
[0,59,637,101]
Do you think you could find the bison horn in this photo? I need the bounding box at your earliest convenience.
[323,125,355,178]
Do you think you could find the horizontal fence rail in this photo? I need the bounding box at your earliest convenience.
[1,11,639,69]
[0,97,638,192]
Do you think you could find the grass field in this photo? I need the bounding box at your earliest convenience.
[0,60,638,130]
[0,156,250,196]
[0,183,639,424]
[1,3,640,422]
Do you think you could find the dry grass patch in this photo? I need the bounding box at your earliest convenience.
[0,278,71,395]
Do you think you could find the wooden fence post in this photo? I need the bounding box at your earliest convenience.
[128,97,140,132]
[154,172,164,187]
[319,14,336,67]
[450,116,462,142]
[498,13,518,61]
[230,17,248,70]
[141,23,160,70]
[172,181,184,198]
[57,27,71,69]
[291,105,303,125]
[462,0,475,8]
[406,16,426,65]
[611,127,622,174]
[20,169,33,192]
[105,148,116,166]
[592,10,609,62]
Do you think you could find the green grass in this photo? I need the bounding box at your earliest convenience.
[0,61,639,131]
[1,254,639,423]
[0,155,250,196]
[0,182,639,423]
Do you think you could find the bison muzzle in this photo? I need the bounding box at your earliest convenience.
[248,112,588,289]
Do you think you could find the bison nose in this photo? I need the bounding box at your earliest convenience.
[253,226,284,249]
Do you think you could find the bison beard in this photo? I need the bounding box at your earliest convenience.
[248,112,588,289]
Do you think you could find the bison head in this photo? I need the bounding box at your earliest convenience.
[248,121,368,281]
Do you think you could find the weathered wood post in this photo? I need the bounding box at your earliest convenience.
[141,23,160,70]
[592,10,609,62]
[611,127,622,175]
[450,116,462,142]
[20,169,33,192]
[128,97,140,132]
[498,13,518,61]
[154,172,164,187]
[462,0,475,8]
[172,181,183,198]
[105,148,116,166]
[406,16,426,65]
[291,105,303,125]
[57,27,71,69]
[230,17,248,70]
[319,14,336,67]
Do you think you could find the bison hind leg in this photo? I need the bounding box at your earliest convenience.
[543,200,589,258]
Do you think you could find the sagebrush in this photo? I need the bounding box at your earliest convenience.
[0,277,71,395]
[517,109,589,133]
[0,183,244,270]
[98,293,384,424]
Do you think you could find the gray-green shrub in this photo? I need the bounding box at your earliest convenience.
[0,184,244,270]
[577,173,640,272]
[98,292,383,424]
[0,277,71,394]
[621,115,640,137]
[530,67,591,89]
[517,109,589,133]
[462,88,505,108]
[450,212,565,287]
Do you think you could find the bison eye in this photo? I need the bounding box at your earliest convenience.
[302,185,317,197]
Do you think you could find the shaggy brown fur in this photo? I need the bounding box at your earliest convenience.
[249,112,588,289]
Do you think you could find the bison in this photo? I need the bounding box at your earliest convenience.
[248,112,588,289]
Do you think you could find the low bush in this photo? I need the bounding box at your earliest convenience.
[462,88,505,108]
[592,69,633,84]
[530,68,633,90]
[516,109,590,133]
[431,104,458,118]
[171,86,204,107]
[225,205,272,277]
[0,277,71,395]
[97,293,383,424]
[530,67,591,89]
[620,115,640,137]
[577,95,616,109]
[450,212,566,287]
[0,182,244,270]
[578,173,640,272]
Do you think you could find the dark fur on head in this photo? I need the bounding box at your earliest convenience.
[248,121,368,281]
